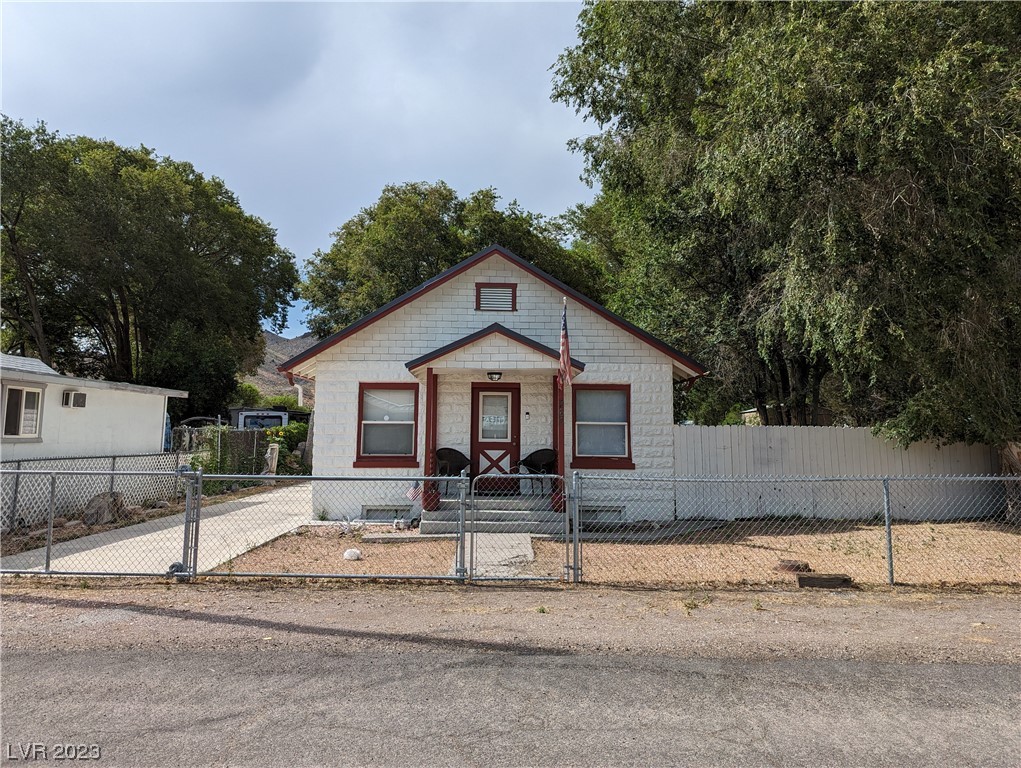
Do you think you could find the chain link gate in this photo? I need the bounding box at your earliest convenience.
[466,471,574,581]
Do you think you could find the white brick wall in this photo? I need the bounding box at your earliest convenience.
[311,254,680,498]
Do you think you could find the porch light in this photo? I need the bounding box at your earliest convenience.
[486,371,502,382]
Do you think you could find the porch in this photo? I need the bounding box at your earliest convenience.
[409,323,584,495]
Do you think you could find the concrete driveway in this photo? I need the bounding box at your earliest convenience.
[0,483,312,574]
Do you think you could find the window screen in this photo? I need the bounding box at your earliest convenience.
[361,387,416,456]
[575,388,628,457]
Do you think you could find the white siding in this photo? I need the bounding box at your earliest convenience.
[1,380,168,461]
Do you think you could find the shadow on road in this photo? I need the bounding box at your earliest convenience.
[2,593,574,657]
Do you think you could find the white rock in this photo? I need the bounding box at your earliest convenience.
[343,548,362,561]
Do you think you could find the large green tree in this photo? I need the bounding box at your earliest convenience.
[1,117,299,418]
[553,1,1021,444]
[302,181,607,336]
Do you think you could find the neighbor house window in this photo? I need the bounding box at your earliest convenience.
[571,384,634,469]
[355,383,419,467]
[3,386,42,438]
[475,283,516,312]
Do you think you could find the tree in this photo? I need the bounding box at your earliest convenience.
[303,181,607,336]
[1,117,300,419]
[553,2,1021,443]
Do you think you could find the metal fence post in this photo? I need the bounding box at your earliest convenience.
[573,472,583,583]
[180,471,195,575]
[455,468,468,580]
[44,474,57,573]
[109,456,117,494]
[883,478,895,585]
[461,469,472,581]
[190,468,204,577]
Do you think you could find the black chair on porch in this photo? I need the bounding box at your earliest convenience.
[514,449,557,494]
[435,448,471,494]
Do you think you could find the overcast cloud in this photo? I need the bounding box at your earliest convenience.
[2,1,596,335]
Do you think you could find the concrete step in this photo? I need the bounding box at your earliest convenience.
[433,496,557,513]
[420,520,569,535]
[423,508,563,523]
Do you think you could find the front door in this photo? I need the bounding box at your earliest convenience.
[471,383,520,493]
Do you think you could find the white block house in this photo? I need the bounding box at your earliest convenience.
[279,245,705,517]
[0,353,188,461]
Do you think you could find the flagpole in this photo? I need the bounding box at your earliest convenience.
[556,297,570,509]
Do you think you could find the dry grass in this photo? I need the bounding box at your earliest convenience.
[220,525,457,577]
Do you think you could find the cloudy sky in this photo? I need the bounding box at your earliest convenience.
[2,1,596,336]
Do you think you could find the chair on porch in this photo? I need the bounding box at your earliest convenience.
[435,448,471,494]
[515,449,557,494]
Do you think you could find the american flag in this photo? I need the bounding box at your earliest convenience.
[558,298,572,387]
[405,481,422,501]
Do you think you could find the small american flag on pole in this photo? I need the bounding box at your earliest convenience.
[405,481,422,501]
[558,297,572,387]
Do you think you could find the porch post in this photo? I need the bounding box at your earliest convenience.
[553,375,566,510]
[423,367,440,510]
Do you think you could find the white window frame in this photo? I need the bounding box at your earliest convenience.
[3,385,44,439]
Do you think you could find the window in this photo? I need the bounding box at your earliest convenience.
[3,386,42,438]
[243,414,284,429]
[475,283,516,311]
[571,385,634,469]
[355,384,419,467]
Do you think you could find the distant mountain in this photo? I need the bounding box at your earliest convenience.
[244,331,318,406]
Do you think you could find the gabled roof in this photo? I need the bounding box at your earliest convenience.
[405,323,586,372]
[279,244,707,378]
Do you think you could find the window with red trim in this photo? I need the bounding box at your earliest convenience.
[475,283,516,311]
[354,383,419,467]
[571,384,635,469]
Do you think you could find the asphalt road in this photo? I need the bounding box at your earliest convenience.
[1,584,1019,767]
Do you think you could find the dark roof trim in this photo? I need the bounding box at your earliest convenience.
[405,323,586,372]
[279,244,707,376]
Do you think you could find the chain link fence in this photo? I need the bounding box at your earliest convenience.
[1,469,1017,588]
[573,475,1019,587]
[1,453,193,533]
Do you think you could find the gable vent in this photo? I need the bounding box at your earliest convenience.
[476,283,516,312]
[62,391,87,408]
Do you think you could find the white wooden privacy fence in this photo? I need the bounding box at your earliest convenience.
[673,426,999,477]
[669,426,1002,522]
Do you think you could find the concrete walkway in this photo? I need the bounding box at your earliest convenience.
[467,533,535,578]
[0,483,312,575]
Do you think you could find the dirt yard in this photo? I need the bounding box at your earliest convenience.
[213,519,1018,587]
[540,519,1021,587]
[219,525,458,577]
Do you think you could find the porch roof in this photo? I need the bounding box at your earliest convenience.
[405,323,585,374]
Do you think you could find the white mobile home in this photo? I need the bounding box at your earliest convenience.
[0,353,187,461]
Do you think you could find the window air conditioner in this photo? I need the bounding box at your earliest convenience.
[62,390,87,408]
